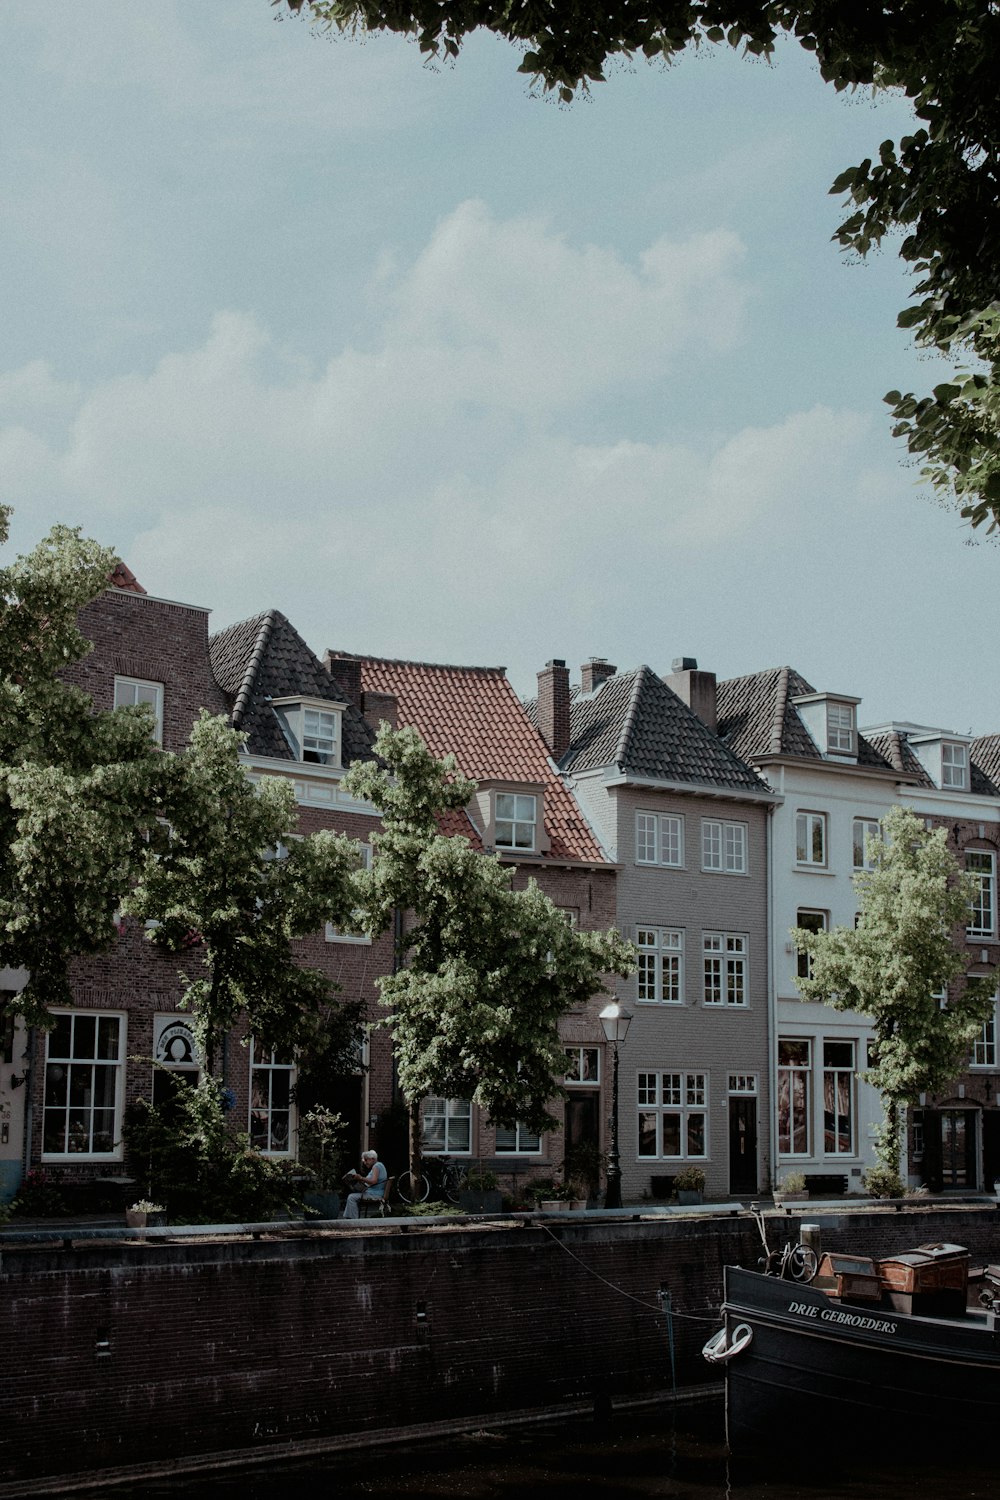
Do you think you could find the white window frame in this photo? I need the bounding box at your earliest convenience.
[967,850,996,939]
[421,1097,472,1155]
[564,1046,600,1085]
[942,741,968,790]
[637,1071,708,1160]
[636,926,684,1005]
[42,1011,125,1161]
[796,810,827,867]
[495,792,537,852]
[272,697,343,768]
[114,676,163,746]
[701,818,747,875]
[826,701,856,755]
[972,1000,998,1068]
[494,1121,542,1154]
[796,908,827,982]
[728,1074,757,1095]
[635,811,684,868]
[822,1039,856,1157]
[249,1044,295,1156]
[326,842,373,944]
[777,1038,811,1158]
[703,932,747,1007]
[852,817,880,870]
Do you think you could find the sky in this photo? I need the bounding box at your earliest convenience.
[2,3,996,735]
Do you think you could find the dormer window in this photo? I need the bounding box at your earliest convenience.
[826,701,856,756]
[942,741,968,790]
[495,792,537,850]
[271,697,343,767]
[791,691,859,762]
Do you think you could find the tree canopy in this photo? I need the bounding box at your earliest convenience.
[794,804,996,1181]
[343,724,634,1171]
[283,0,1000,531]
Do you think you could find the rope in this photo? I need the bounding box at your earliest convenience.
[537,1223,722,1324]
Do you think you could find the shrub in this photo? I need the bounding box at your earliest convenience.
[673,1165,706,1193]
[777,1171,807,1194]
[862,1165,905,1199]
[11,1168,70,1218]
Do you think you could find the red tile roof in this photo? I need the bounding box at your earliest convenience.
[351,655,607,865]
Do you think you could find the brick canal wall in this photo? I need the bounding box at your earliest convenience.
[2,1206,998,1491]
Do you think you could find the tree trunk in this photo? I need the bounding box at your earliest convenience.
[408,1099,424,1200]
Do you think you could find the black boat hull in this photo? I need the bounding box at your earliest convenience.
[720,1265,1000,1455]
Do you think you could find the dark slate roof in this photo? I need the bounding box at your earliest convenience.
[972,736,1000,797]
[863,729,934,787]
[209,610,377,766]
[717,666,892,769]
[561,666,770,794]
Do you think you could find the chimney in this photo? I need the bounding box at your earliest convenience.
[362,690,398,734]
[323,650,361,707]
[581,657,616,694]
[665,656,718,734]
[536,659,571,760]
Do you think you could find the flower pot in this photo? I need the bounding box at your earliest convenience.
[677,1190,703,1206]
[539,1199,570,1212]
[125,1209,166,1229]
[570,1199,588,1211]
[774,1191,808,1205]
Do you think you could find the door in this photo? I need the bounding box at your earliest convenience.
[939,1109,978,1189]
[564,1093,601,1196]
[728,1096,758,1195]
[983,1111,1000,1191]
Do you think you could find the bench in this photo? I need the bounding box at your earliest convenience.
[805,1173,848,1197]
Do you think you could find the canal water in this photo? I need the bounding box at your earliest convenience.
[112,1401,994,1500]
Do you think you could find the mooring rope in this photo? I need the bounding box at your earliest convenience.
[537,1222,722,1324]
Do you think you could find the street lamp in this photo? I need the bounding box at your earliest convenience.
[599,1000,632,1209]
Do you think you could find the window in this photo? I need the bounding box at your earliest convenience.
[912,1108,925,1160]
[777,1039,810,1156]
[728,1074,757,1095]
[152,1017,200,1105]
[114,676,163,745]
[972,1003,998,1068]
[637,1072,707,1159]
[636,927,683,1004]
[852,818,880,870]
[942,742,968,790]
[967,851,996,938]
[702,819,746,874]
[796,909,827,981]
[564,1047,600,1084]
[421,1097,471,1154]
[703,932,747,1006]
[272,698,342,767]
[822,1040,855,1155]
[495,793,537,851]
[635,812,684,868]
[827,702,856,755]
[326,842,373,944]
[495,1122,541,1154]
[249,1046,294,1155]
[43,1012,124,1158]
[796,811,826,867]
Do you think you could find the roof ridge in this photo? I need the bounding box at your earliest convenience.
[351,653,507,677]
[615,666,648,769]
[770,666,790,756]
[232,609,279,730]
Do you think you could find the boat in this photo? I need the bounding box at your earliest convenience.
[704,1237,1000,1455]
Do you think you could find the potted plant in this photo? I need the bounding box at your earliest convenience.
[673,1165,706,1205]
[459,1168,503,1214]
[297,1105,346,1219]
[562,1141,607,1207]
[125,1199,166,1229]
[774,1171,808,1205]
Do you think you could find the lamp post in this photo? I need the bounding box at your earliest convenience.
[599,1000,632,1210]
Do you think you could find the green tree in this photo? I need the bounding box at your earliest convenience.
[283,0,1000,529]
[0,506,164,1027]
[794,804,996,1182]
[123,711,365,1072]
[343,724,635,1189]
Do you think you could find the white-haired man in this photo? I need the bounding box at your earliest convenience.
[342,1149,388,1219]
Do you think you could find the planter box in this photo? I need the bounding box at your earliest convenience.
[125,1210,166,1230]
[677,1190,703,1206]
[774,1191,808,1205]
[539,1200,571,1212]
[458,1190,503,1214]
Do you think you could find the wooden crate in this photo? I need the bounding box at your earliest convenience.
[817,1252,882,1303]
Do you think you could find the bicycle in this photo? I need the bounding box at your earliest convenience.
[751,1204,818,1282]
[396,1155,468,1205]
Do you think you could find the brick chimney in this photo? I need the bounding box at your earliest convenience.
[536,659,571,760]
[664,656,718,734]
[323,650,361,707]
[362,690,398,734]
[581,657,616,694]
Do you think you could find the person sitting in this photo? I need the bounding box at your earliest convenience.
[341,1150,388,1218]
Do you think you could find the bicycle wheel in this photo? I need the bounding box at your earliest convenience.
[441,1164,467,1205]
[787,1244,818,1283]
[396,1170,430,1204]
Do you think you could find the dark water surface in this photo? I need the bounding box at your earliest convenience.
[113,1402,994,1500]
